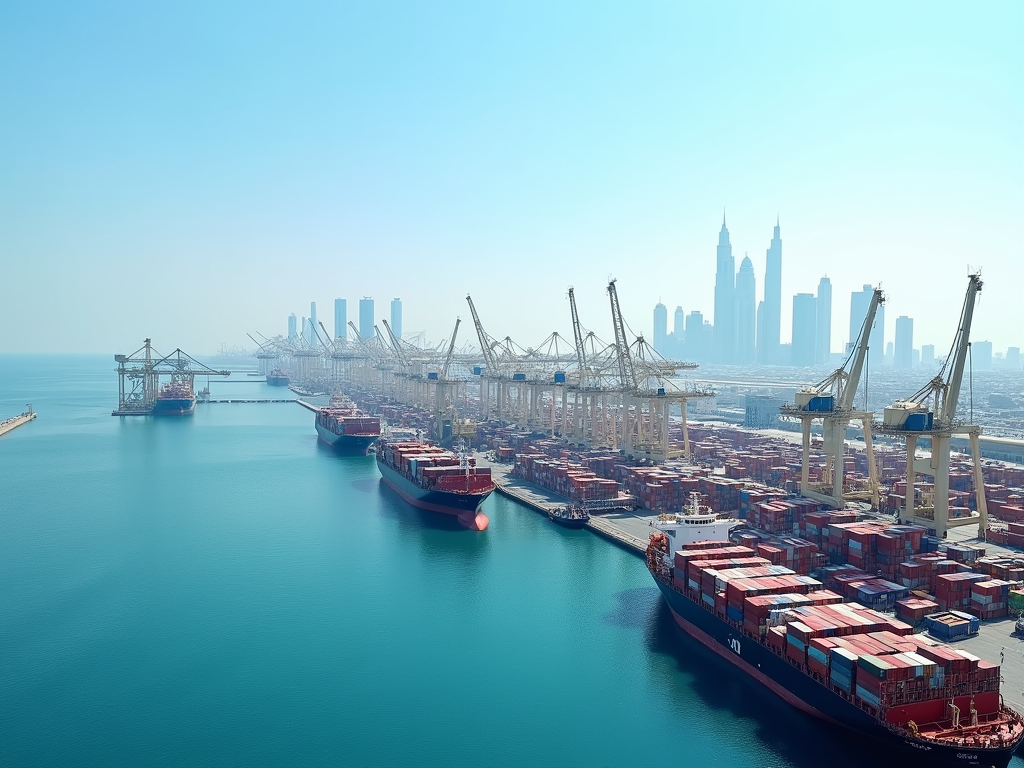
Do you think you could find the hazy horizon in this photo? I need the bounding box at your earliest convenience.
[2,2,1021,357]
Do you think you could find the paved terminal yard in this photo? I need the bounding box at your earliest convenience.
[479,453,1024,713]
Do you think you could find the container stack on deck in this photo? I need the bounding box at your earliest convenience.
[669,538,1004,726]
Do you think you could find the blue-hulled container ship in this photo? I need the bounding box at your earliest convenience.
[153,382,196,416]
[266,368,290,387]
[646,532,1024,767]
[375,436,494,530]
[315,398,380,453]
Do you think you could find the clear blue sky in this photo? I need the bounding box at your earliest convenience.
[1,1,1021,356]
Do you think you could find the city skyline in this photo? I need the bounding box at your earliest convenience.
[1,3,1021,355]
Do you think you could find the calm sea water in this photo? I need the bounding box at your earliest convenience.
[2,355,1019,768]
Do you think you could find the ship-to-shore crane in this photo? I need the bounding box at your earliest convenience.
[781,287,884,509]
[873,273,987,538]
[606,280,712,461]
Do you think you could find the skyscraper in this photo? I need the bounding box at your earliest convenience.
[685,311,711,362]
[849,285,883,364]
[310,301,317,338]
[735,256,756,363]
[791,293,817,367]
[673,306,685,359]
[288,313,297,341]
[972,341,993,370]
[653,302,668,355]
[895,316,914,369]
[713,215,735,363]
[334,298,347,340]
[1007,347,1021,370]
[390,298,403,340]
[359,298,374,340]
[921,344,935,366]
[759,217,782,364]
[815,276,832,366]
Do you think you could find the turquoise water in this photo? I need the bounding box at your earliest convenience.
[2,356,1017,767]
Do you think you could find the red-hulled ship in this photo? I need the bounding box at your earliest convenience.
[646,534,1024,767]
[375,435,494,530]
[315,396,380,453]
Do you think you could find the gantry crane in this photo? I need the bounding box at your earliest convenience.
[113,339,230,415]
[873,273,987,537]
[781,287,883,509]
[606,280,712,461]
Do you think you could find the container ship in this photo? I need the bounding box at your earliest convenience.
[153,381,196,416]
[315,397,381,453]
[646,531,1024,767]
[266,368,290,387]
[375,435,494,530]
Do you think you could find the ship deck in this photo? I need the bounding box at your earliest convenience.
[477,451,1024,720]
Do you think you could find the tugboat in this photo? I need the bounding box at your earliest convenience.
[549,502,590,529]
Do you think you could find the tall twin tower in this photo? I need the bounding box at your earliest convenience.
[714,215,783,364]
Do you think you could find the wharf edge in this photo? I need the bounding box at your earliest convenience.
[484,457,649,556]
[0,410,37,438]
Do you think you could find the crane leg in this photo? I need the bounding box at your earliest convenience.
[969,430,988,536]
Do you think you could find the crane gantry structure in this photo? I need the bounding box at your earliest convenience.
[780,287,884,510]
[605,279,713,461]
[113,338,230,415]
[873,273,987,538]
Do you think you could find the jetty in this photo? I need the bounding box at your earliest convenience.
[0,407,37,438]
[480,456,652,556]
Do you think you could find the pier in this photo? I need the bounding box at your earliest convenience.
[200,399,296,404]
[480,456,652,556]
[0,407,37,438]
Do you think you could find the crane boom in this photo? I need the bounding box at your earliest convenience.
[316,321,336,354]
[441,318,461,378]
[465,295,498,372]
[840,287,884,410]
[381,319,409,366]
[607,280,637,391]
[568,287,588,383]
[939,273,983,424]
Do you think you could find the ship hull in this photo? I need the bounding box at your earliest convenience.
[654,579,1019,767]
[266,375,289,386]
[153,397,195,416]
[315,422,376,453]
[549,512,589,529]
[376,456,492,529]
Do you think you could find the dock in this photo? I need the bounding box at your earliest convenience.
[0,409,37,438]
[296,400,320,413]
[200,399,296,404]
[480,456,652,556]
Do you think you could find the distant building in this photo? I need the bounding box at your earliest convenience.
[885,341,894,367]
[288,313,297,341]
[334,299,347,340]
[972,340,993,370]
[653,302,668,355]
[390,298,403,340]
[912,348,920,367]
[301,316,307,345]
[745,394,785,429]
[673,306,685,356]
[685,311,712,362]
[1007,347,1022,370]
[815,276,832,366]
[310,302,317,339]
[359,298,374,340]
[849,285,883,365]
[895,316,914,369]
[713,215,735,363]
[760,217,783,365]
[791,293,817,366]
[735,256,756,364]
[921,344,935,366]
